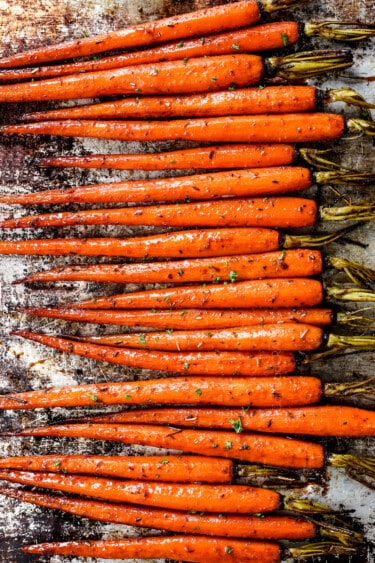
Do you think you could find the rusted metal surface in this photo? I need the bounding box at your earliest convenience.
[0,0,374,561]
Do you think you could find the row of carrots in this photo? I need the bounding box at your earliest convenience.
[0,0,374,561]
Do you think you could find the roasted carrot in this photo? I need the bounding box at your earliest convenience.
[22,535,282,562]
[0,375,325,410]
[21,86,374,123]
[0,454,232,483]
[37,144,298,171]
[0,197,319,230]
[0,113,346,143]
[10,331,296,376]
[2,423,326,469]
[17,249,324,285]
[56,278,324,310]
[0,470,280,513]
[0,166,317,206]
[15,306,336,329]
[0,487,317,540]
[0,0,302,68]
[98,405,375,437]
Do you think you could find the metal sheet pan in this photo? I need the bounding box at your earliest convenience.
[0,1,374,561]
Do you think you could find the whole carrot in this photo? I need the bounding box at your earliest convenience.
[55,278,324,310]
[17,249,324,285]
[0,487,317,540]
[15,306,336,329]
[22,86,374,122]
[0,166,318,206]
[0,375,326,410]
[10,331,296,376]
[0,454,232,482]
[99,405,375,437]
[0,197,319,230]
[37,144,298,171]
[0,470,280,513]
[0,0,303,68]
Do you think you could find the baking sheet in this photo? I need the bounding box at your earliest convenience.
[0,0,374,561]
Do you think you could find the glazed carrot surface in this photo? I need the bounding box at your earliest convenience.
[2,23,301,83]
[0,1,265,67]
[0,228,283,257]
[0,375,323,410]
[0,166,313,206]
[0,198,319,230]
[78,323,324,352]
[17,306,335,329]
[104,405,375,437]
[37,144,297,171]
[69,278,324,310]
[0,454,233,482]
[23,85,314,121]
[22,534,282,562]
[9,423,326,469]
[0,113,345,143]
[0,487,316,540]
[11,331,296,376]
[0,55,265,103]
[18,249,323,285]
[0,470,281,513]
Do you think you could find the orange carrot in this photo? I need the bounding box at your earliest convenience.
[0,454,232,482]
[17,249,323,285]
[100,405,375,437]
[0,197,318,230]
[23,85,315,121]
[0,1,299,68]
[6,423,326,469]
[0,23,301,83]
[0,166,314,206]
[0,375,324,410]
[73,323,324,352]
[63,278,324,310]
[16,306,335,329]
[36,144,297,171]
[0,113,346,143]
[0,487,317,540]
[0,55,268,103]
[10,331,296,376]
[22,535,282,562]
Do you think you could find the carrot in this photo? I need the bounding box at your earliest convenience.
[5,423,325,469]
[0,375,325,411]
[0,470,281,513]
[0,23,301,83]
[69,323,324,353]
[0,113,346,143]
[58,278,324,310]
[0,0,301,69]
[0,197,319,230]
[36,144,298,171]
[0,487,317,540]
[23,85,316,121]
[16,249,324,285]
[15,306,336,329]
[10,330,296,376]
[0,55,270,103]
[0,454,232,483]
[20,534,358,561]
[101,405,375,437]
[0,166,315,206]
[22,534,282,562]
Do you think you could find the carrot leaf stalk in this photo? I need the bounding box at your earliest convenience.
[324,377,375,399]
[313,520,363,547]
[347,118,375,137]
[328,256,375,289]
[315,169,375,185]
[287,542,357,559]
[304,21,375,42]
[267,49,352,80]
[235,465,316,488]
[263,0,308,11]
[325,88,375,109]
[336,310,375,328]
[320,202,375,222]
[326,286,375,302]
[284,224,362,248]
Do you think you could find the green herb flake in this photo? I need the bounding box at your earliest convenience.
[281,33,289,46]
[166,329,174,334]
[139,334,146,345]
[152,68,160,75]
[279,250,286,261]
[125,394,132,400]
[52,461,61,467]
[159,459,170,465]
[229,270,238,283]
[195,388,202,396]
[225,440,233,450]
[177,269,184,276]
[183,57,189,65]
[212,443,219,448]
[170,159,177,164]
[240,444,250,450]
[177,40,185,47]
[206,331,213,337]
[232,43,240,50]
[211,76,217,82]
[225,547,233,554]
[184,362,190,370]
[228,84,237,91]
[229,417,243,434]
[88,393,98,402]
